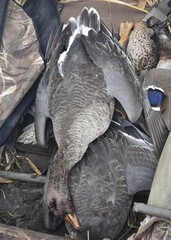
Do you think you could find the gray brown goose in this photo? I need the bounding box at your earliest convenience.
[35,7,142,229]
[44,117,158,240]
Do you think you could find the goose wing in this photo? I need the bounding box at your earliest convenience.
[81,28,142,123]
[68,129,132,239]
[109,120,158,195]
[35,24,71,146]
[122,129,158,195]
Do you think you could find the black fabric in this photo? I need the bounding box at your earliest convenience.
[23,0,61,58]
[0,0,9,44]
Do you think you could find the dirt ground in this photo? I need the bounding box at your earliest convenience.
[0,1,149,239]
[61,0,146,31]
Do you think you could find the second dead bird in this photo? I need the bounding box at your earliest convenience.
[62,116,158,240]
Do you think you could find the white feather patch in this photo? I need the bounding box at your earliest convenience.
[146,85,164,92]
[157,58,171,69]
[58,8,100,77]
[151,106,161,111]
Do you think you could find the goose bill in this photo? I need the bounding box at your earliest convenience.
[64,213,80,230]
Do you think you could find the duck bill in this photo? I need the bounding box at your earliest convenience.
[64,213,80,230]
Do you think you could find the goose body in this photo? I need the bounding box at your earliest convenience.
[35,7,142,229]
[44,118,158,239]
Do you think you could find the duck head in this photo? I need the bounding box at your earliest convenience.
[146,16,171,52]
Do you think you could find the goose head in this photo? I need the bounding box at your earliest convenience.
[43,150,81,230]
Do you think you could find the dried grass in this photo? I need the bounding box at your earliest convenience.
[14,0,27,6]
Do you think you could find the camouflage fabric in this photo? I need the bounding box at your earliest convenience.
[0,0,44,128]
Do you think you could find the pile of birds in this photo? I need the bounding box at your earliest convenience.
[35,1,171,239]
[0,0,171,239]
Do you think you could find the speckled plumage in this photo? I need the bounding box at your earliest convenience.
[127,22,159,75]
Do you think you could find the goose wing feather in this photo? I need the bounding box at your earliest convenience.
[81,29,142,122]
[122,129,158,194]
[68,129,131,239]
[35,23,73,146]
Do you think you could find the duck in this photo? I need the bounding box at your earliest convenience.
[35,7,142,230]
[142,17,171,157]
[0,0,44,147]
[142,68,171,157]
[146,16,171,69]
[126,21,159,75]
[43,114,158,240]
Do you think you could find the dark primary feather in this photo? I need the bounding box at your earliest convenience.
[66,120,158,240]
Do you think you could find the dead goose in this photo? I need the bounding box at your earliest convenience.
[35,7,142,229]
[44,117,158,240]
